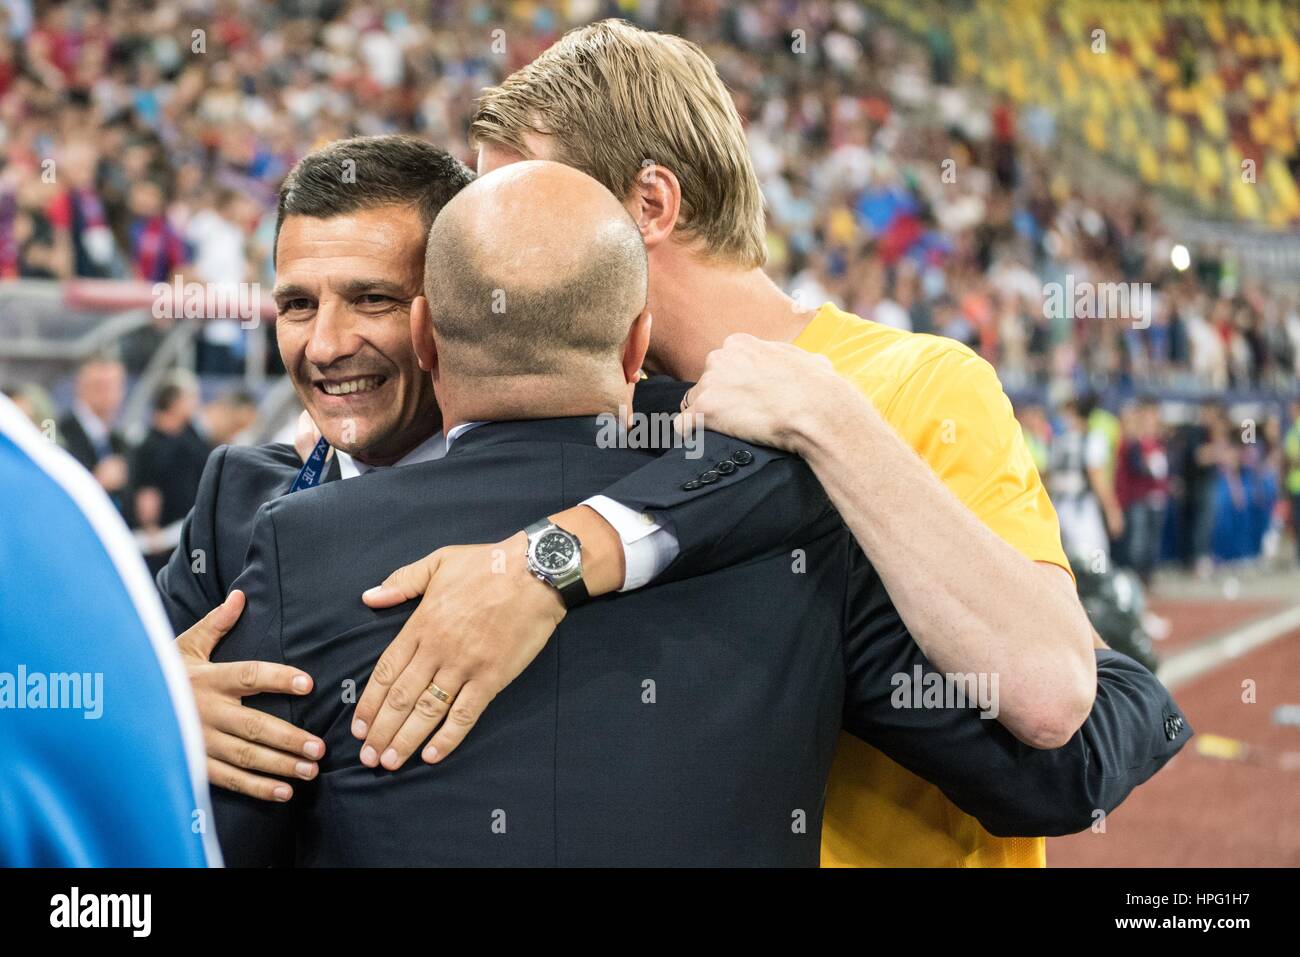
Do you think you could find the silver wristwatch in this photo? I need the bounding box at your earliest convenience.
[523,520,589,609]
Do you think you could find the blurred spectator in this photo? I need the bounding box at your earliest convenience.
[57,354,129,511]
[130,370,209,573]
[1288,400,1300,563]
[1083,395,1126,550]
[202,388,258,447]
[1213,434,1268,565]
[1185,403,1232,577]
[1047,398,1111,563]
[1016,402,1050,475]
[47,139,117,278]
[1,382,56,430]
[187,188,254,375]
[128,179,188,283]
[1039,395,1299,581]
[1250,416,1281,559]
[1116,398,1170,586]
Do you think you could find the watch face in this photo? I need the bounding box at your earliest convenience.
[534,530,577,573]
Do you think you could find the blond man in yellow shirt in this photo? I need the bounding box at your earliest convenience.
[351,20,1096,867]
[679,309,1079,866]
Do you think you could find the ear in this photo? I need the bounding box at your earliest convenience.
[410,296,438,376]
[624,164,681,251]
[621,308,653,385]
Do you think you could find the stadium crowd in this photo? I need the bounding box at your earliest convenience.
[915,0,1300,226]
[1,0,1298,576]
[1018,393,1300,578]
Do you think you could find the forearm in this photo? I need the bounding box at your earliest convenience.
[548,504,625,596]
[550,450,835,598]
[794,382,1095,748]
[1088,467,1122,519]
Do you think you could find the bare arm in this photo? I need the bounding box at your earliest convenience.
[679,335,1096,749]
[793,382,1094,747]
[351,334,1098,764]
[1087,464,1125,539]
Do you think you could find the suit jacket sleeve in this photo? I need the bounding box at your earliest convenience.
[57,416,96,472]
[594,376,834,585]
[838,543,1192,837]
[156,445,229,635]
[207,501,297,866]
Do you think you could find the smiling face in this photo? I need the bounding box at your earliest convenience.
[273,204,440,465]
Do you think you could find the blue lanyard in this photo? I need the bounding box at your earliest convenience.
[289,436,332,493]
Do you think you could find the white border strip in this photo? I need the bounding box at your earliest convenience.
[0,396,222,867]
[1158,603,1300,690]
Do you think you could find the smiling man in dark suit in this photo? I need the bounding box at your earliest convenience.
[160,135,827,805]
[156,138,471,801]
[157,138,469,640]
[207,160,1189,867]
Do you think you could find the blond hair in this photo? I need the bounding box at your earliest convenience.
[470,19,766,268]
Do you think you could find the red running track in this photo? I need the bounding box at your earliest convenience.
[1048,617,1300,867]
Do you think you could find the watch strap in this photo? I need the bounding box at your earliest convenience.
[524,520,589,609]
[554,572,589,610]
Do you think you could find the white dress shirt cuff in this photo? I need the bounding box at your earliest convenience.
[580,495,680,592]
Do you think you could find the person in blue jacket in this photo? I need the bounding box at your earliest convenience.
[0,393,219,866]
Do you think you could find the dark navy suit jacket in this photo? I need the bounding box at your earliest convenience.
[156,377,811,634]
[209,415,1190,867]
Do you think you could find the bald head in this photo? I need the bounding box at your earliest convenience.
[423,160,648,380]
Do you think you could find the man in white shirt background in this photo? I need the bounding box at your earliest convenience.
[186,188,259,375]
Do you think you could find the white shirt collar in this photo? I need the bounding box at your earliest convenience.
[444,421,486,452]
[334,429,449,480]
[72,400,111,450]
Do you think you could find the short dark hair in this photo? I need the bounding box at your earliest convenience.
[152,382,183,413]
[274,136,474,263]
[214,388,257,410]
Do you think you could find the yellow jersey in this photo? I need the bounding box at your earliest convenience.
[793,303,1071,868]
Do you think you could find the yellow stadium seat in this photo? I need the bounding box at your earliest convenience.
[1167,116,1190,155]
[1084,114,1107,152]
[1196,141,1223,186]
[1138,143,1160,183]
[1201,100,1228,141]
[929,0,1297,225]
[1245,71,1268,101]
[1119,113,1140,150]
[1250,113,1272,146]
[1230,180,1262,219]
